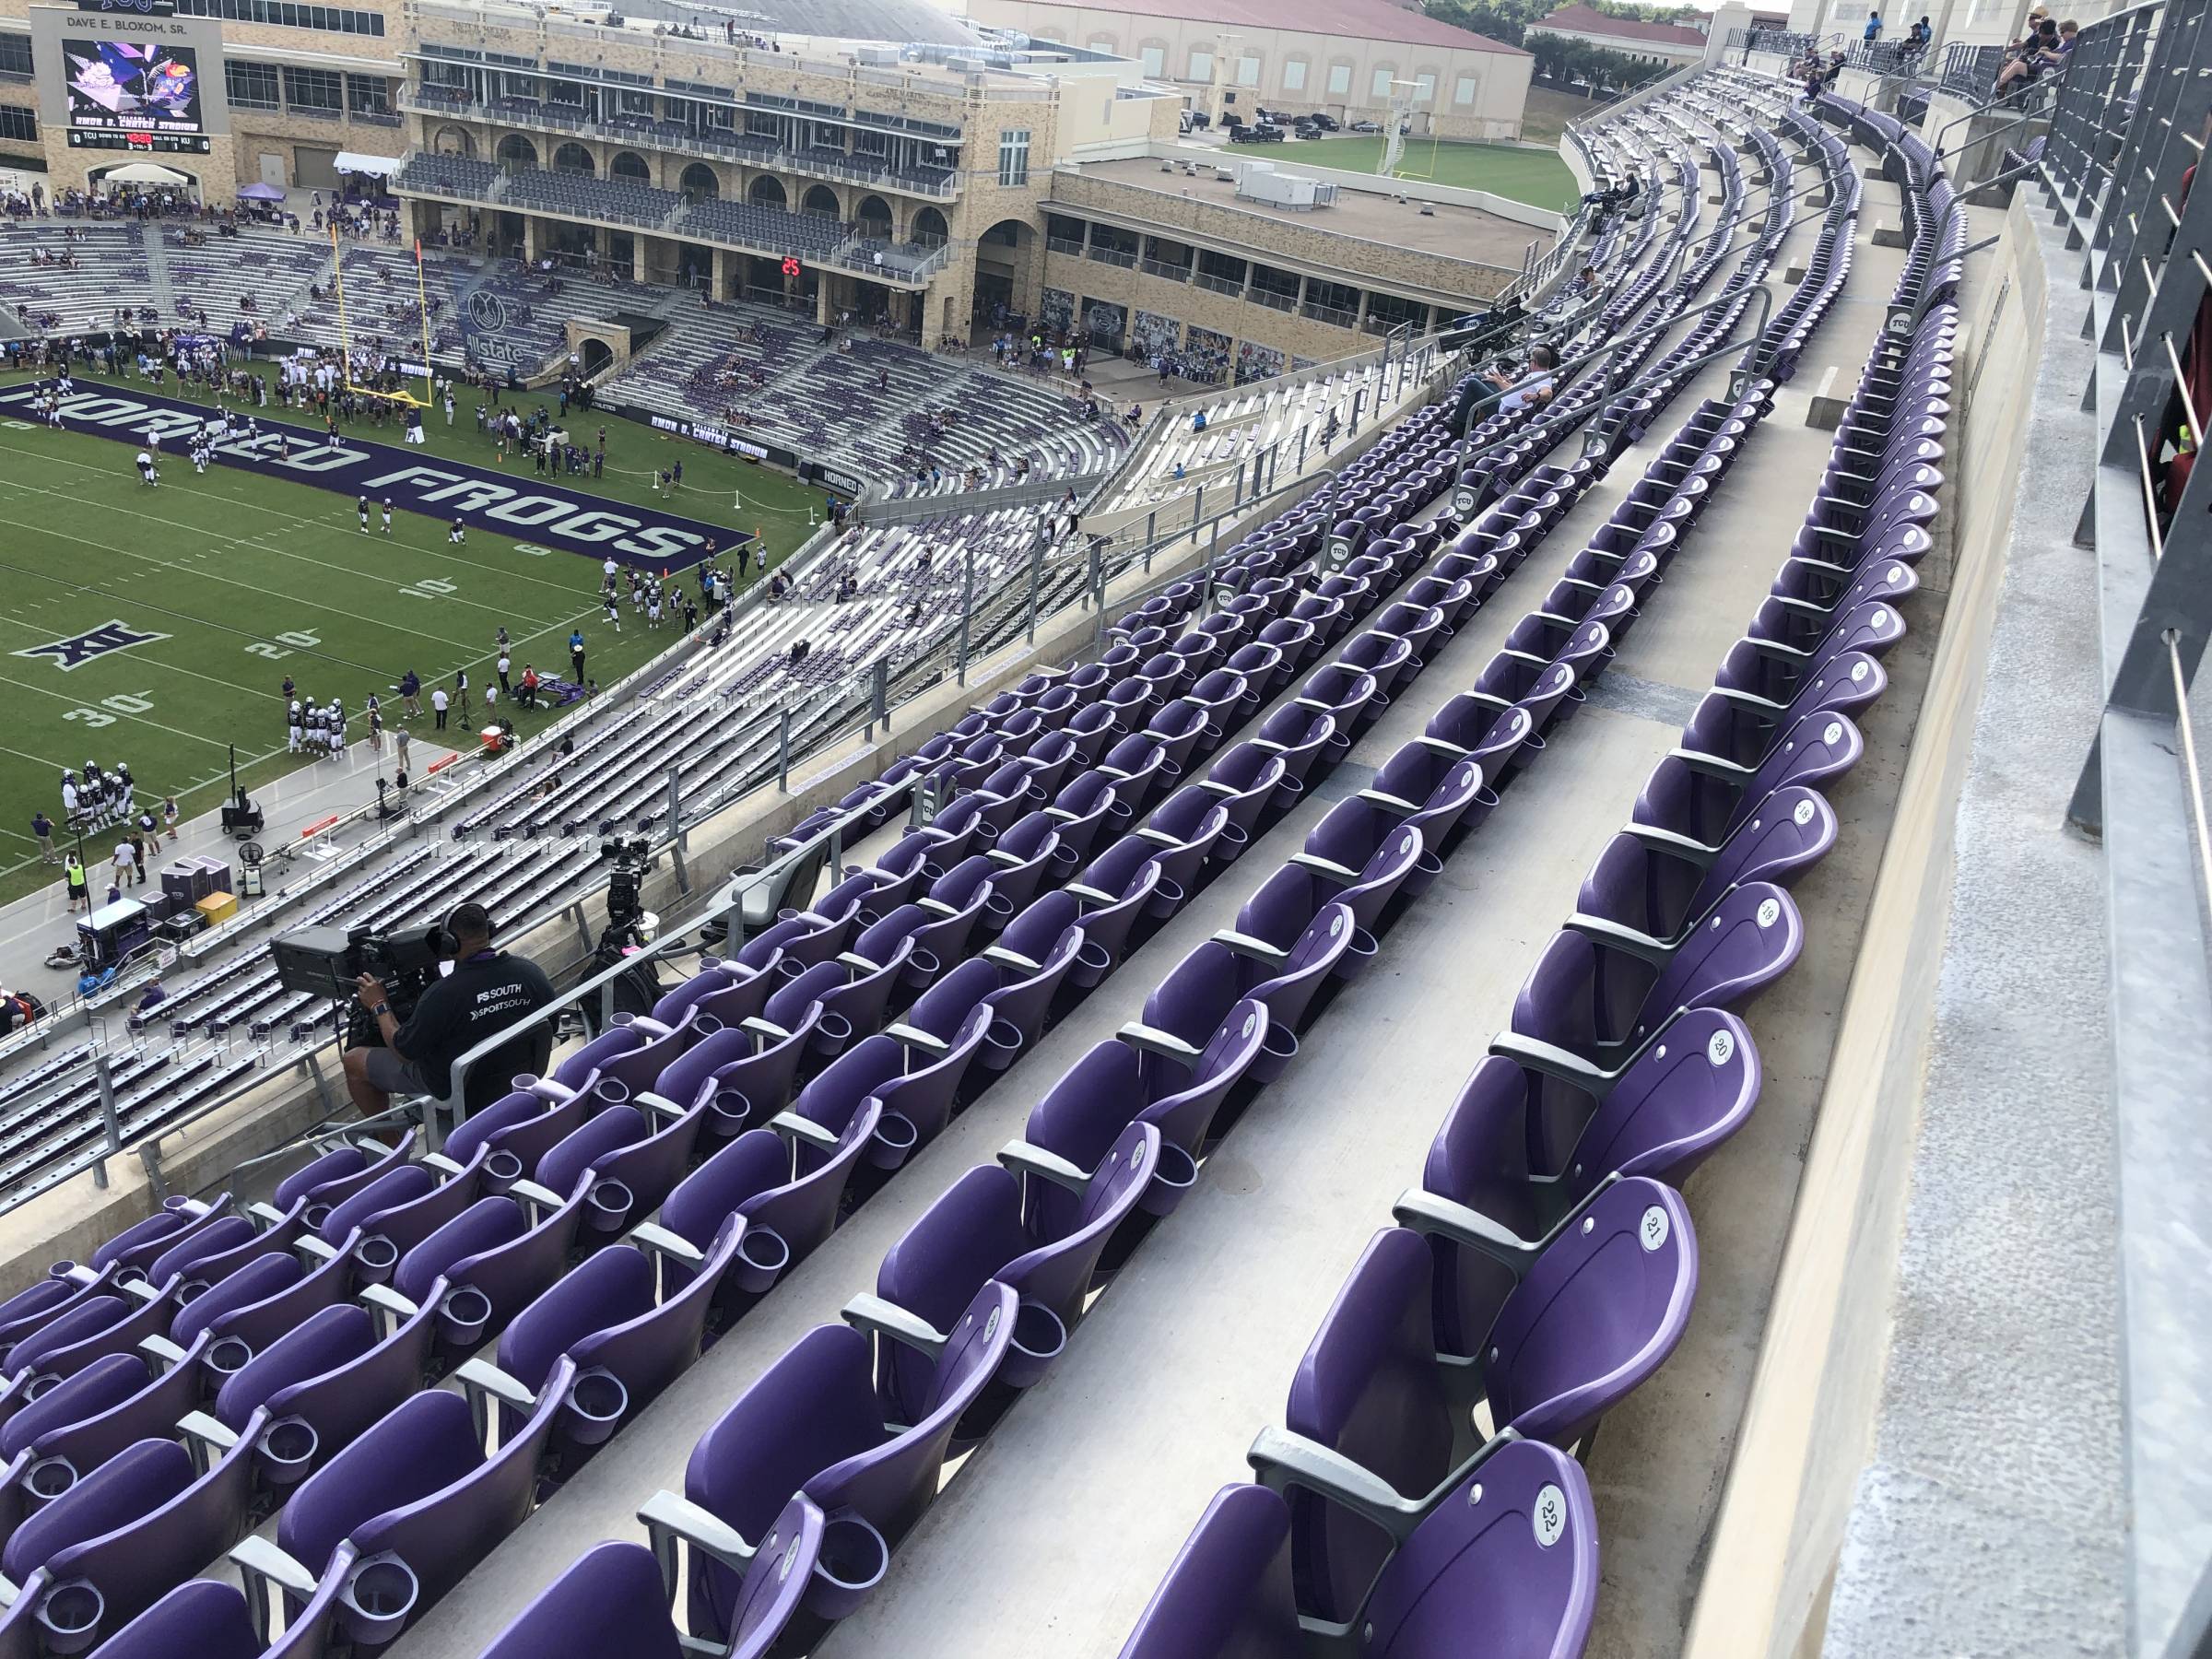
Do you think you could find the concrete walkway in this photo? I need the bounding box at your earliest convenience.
[0,732,459,1003]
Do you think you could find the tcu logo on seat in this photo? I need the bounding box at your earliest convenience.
[13,619,170,673]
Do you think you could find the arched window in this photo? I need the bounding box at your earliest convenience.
[802,182,841,217]
[748,174,788,207]
[552,142,594,175]
[609,150,651,182]
[680,161,719,197]
[496,134,537,169]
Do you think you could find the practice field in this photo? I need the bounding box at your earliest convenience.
[1283,135,1580,210]
[0,371,823,909]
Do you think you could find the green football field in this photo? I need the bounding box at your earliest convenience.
[1282,135,1580,211]
[0,369,826,909]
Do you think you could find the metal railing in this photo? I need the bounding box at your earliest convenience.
[1938,41,2006,100]
[2034,1,2212,1653]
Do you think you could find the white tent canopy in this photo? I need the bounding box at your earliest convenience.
[100,162,189,186]
[335,152,402,178]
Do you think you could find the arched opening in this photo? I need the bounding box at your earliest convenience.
[909,206,948,246]
[433,125,476,159]
[854,194,893,240]
[972,216,1033,324]
[801,183,841,218]
[748,175,787,208]
[580,338,614,377]
[680,161,720,199]
[610,150,652,183]
[496,134,537,170]
[552,142,595,176]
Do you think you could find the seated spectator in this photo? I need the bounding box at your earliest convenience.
[1488,344,1559,415]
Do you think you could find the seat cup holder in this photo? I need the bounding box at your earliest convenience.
[257,1415,321,1485]
[982,1018,1024,1067]
[999,1300,1068,1389]
[1253,1022,1301,1082]
[1216,823,1250,860]
[481,1150,524,1194]
[1414,847,1445,881]
[300,1202,335,1233]
[356,1234,400,1283]
[1336,926,1380,981]
[24,1456,76,1501]
[692,1011,725,1037]
[776,958,807,982]
[985,893,1016,924]
[867,1112,920,1172]
[438,1286,493,1351]
[1073,938,1114,983]
[563,1367,629,1446]
[206,1334,254,1376]
[816,1011,853,1047]
[23,1372,60,1402]
[586,1178,635,1235]
[1142,1143,1200,1218]
[590,1075,631,1109]
[905,949,940,984]
[342,1553,420,1646]
[37,1577,102,1653]
[806,1514,891,1620]
[708,1086,755,1137]
[732,1226,790,1295]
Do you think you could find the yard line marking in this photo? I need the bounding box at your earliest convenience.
[0,667,241,751]
[0,609,293,701]
[0,476,538,637]
[0,425,647,599]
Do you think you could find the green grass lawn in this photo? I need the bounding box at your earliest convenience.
[0,370,827,908]
[1285,135,1580,211]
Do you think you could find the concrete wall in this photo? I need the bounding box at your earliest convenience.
[965,0,1534,141]
[1679,192,2052,1659]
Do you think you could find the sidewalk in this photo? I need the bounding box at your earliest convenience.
[0,732,460,1000]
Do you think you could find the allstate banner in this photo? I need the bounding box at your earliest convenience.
[0,381,747,570]
[460,286,540,376]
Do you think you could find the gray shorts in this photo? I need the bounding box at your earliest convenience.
[360,1045,434,1098]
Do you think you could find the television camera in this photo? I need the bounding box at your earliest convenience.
[270,922,450,1050]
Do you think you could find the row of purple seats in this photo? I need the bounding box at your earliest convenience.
[1117,96,1945,1658]
[68,113,1765,1655]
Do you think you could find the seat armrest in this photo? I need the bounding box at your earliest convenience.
[1064,881,1115,906]
[1667,744,1756,782]
[418,1152,468,1180]
[916,896,959,919]
[1414,735,1471,759]
[768,1111,841,1152]
[1134,827,1180,848]
[1389,1188,1544,1281]
[358,1282,422,1335]
[997,1137,1094,1194]
[1561,911,1678,967]
[1210,928,1288,965]
[981,945,1041,975]
[506,1177,568,1217]
[1116,1020,1202,1065]
[1043,805,1081,823]
[639,1488,759,1596]
[1288,852,1359,883]
[632,1090,688,1125]
[836,951,878,971]
[882,1021,951,1057]
[840,1291,950,1360]
[229,1535,322,1606]
[1355,788,1420,817]
[1623,821,1722,866]
[247,1200,292,1230]
[176,1408,241,1473]
[454,1356,537,1443]
[1248,737,1288,754]
[738,1016,791,1046]
[1245,1426,1428,1545]
[985,847,1027,868]
[138,1333,189,1370]
[628,1220,706,1270]
[1487,1030,1622,1099]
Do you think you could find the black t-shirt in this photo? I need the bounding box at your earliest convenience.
[394,949,556,1100]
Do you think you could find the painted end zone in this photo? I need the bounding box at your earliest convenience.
[2,381,751,572]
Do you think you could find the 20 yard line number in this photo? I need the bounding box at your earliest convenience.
[244,629,324,661]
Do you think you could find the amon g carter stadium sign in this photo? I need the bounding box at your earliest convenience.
[3,381,750,570]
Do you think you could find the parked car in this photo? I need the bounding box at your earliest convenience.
[1292,120,1323,139]
[1348,118,1382,133]
[1230,121,1286,144]
[1183,109,1210,130]
[1307,112,1341,131]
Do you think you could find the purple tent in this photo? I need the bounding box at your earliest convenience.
[237,182,286,201]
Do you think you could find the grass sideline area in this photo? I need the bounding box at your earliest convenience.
[1282,134,1579,210]
[0,370,828,910]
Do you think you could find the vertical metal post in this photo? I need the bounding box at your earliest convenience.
[1234,458,1247,507]
[667,764,686,853]
[776,706,792,792]
[869,656,888,737]
[1088,536,1104,626]
[1192,485,1205,539]
[1025,531,1042,643]
[957,549,973,685]
[1143,509,1156,572]
[91,1054,120,1190]
[1351,389,1364,432]
[1298,427,1309,471]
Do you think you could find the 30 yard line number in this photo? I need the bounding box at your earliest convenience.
[65,690,156,728]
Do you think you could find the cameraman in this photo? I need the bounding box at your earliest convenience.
[341,902,556,1116]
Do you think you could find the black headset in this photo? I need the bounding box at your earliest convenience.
[429,901,496,959]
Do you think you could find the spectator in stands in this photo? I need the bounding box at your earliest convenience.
[1995,17,2064,91]
[343,900,556,1116]
[1488,345,1559,415]
[1863,9,1882,41]
[135,979,167,1016]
